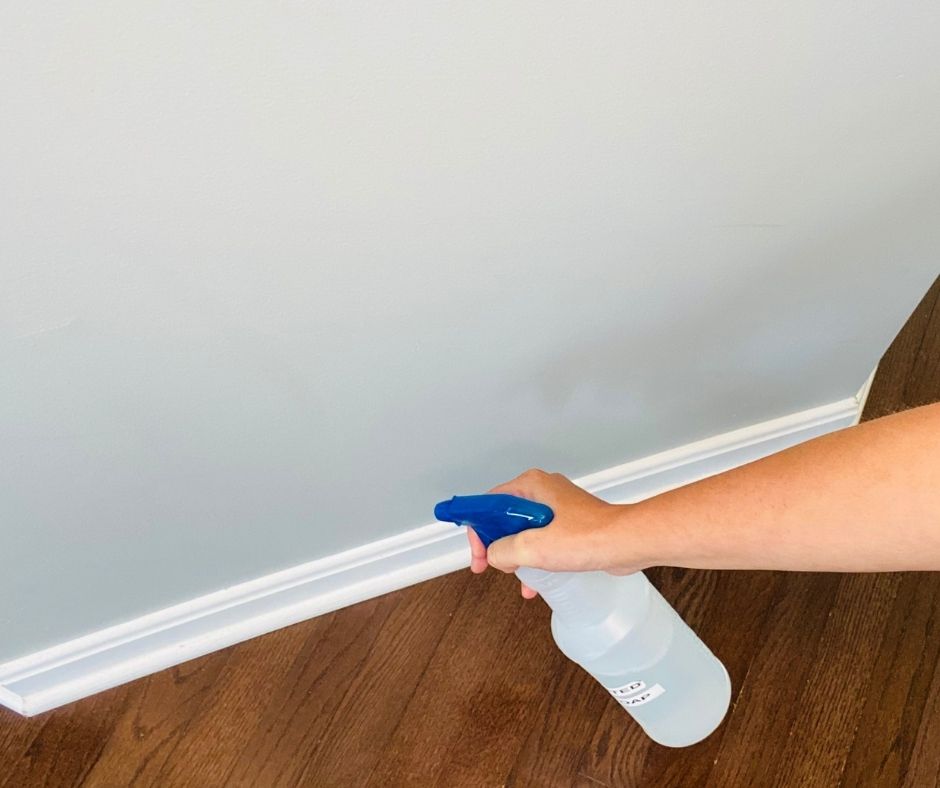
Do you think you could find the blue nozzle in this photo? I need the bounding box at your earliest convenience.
[433,493,554,548]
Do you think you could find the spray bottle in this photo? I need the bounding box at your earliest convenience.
[434,493,731,747]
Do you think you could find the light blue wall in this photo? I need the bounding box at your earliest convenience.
[1,1,938,662]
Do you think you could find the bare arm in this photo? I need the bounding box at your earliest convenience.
[474,402,940,588]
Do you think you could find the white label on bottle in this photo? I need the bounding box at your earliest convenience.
[609,682,665,708]
[609,681,646,698]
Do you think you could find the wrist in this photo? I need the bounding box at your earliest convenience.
[605,495,697,571]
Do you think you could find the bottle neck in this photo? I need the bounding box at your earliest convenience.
[516,567,615,625]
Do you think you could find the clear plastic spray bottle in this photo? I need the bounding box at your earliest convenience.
[434,493,731,747]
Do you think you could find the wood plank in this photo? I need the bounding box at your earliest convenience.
[82,646,245,787]
[863,275,940,419]
[299,572,473,786]
[216,595,401,788]
[839,573,940,787]
[905,277,940,408]
[904,630,940,788]
[636,569,783,788]
[363,570,553,787]
[706,573,841,786]
[0,688,131,788]
[84,598,396,787]
[503,659,606,787]
[771,573,901,788]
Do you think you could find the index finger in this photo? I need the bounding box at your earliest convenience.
[466,526,488,574]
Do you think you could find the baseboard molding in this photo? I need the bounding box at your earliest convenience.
[0,381,872,716]
[855,367,877,423]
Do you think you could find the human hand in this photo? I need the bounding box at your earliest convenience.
[465,468,632,598]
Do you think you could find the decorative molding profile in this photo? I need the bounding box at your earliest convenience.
[0,375,875,716]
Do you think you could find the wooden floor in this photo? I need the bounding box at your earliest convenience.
[2,277,939,788]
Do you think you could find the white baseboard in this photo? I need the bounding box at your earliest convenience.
[855,367,877,423]
[0,381,872,716]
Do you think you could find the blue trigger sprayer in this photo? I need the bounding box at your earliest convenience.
[434,493,731,747]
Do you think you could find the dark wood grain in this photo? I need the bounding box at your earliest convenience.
[863,275,940,419]
[839,572,940,788]
[0,275,937,787]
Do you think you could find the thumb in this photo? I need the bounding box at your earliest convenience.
[487,529,543,573]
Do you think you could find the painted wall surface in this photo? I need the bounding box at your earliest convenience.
[1,2,938,663]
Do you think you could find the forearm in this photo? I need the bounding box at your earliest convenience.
[626,402,940,572]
